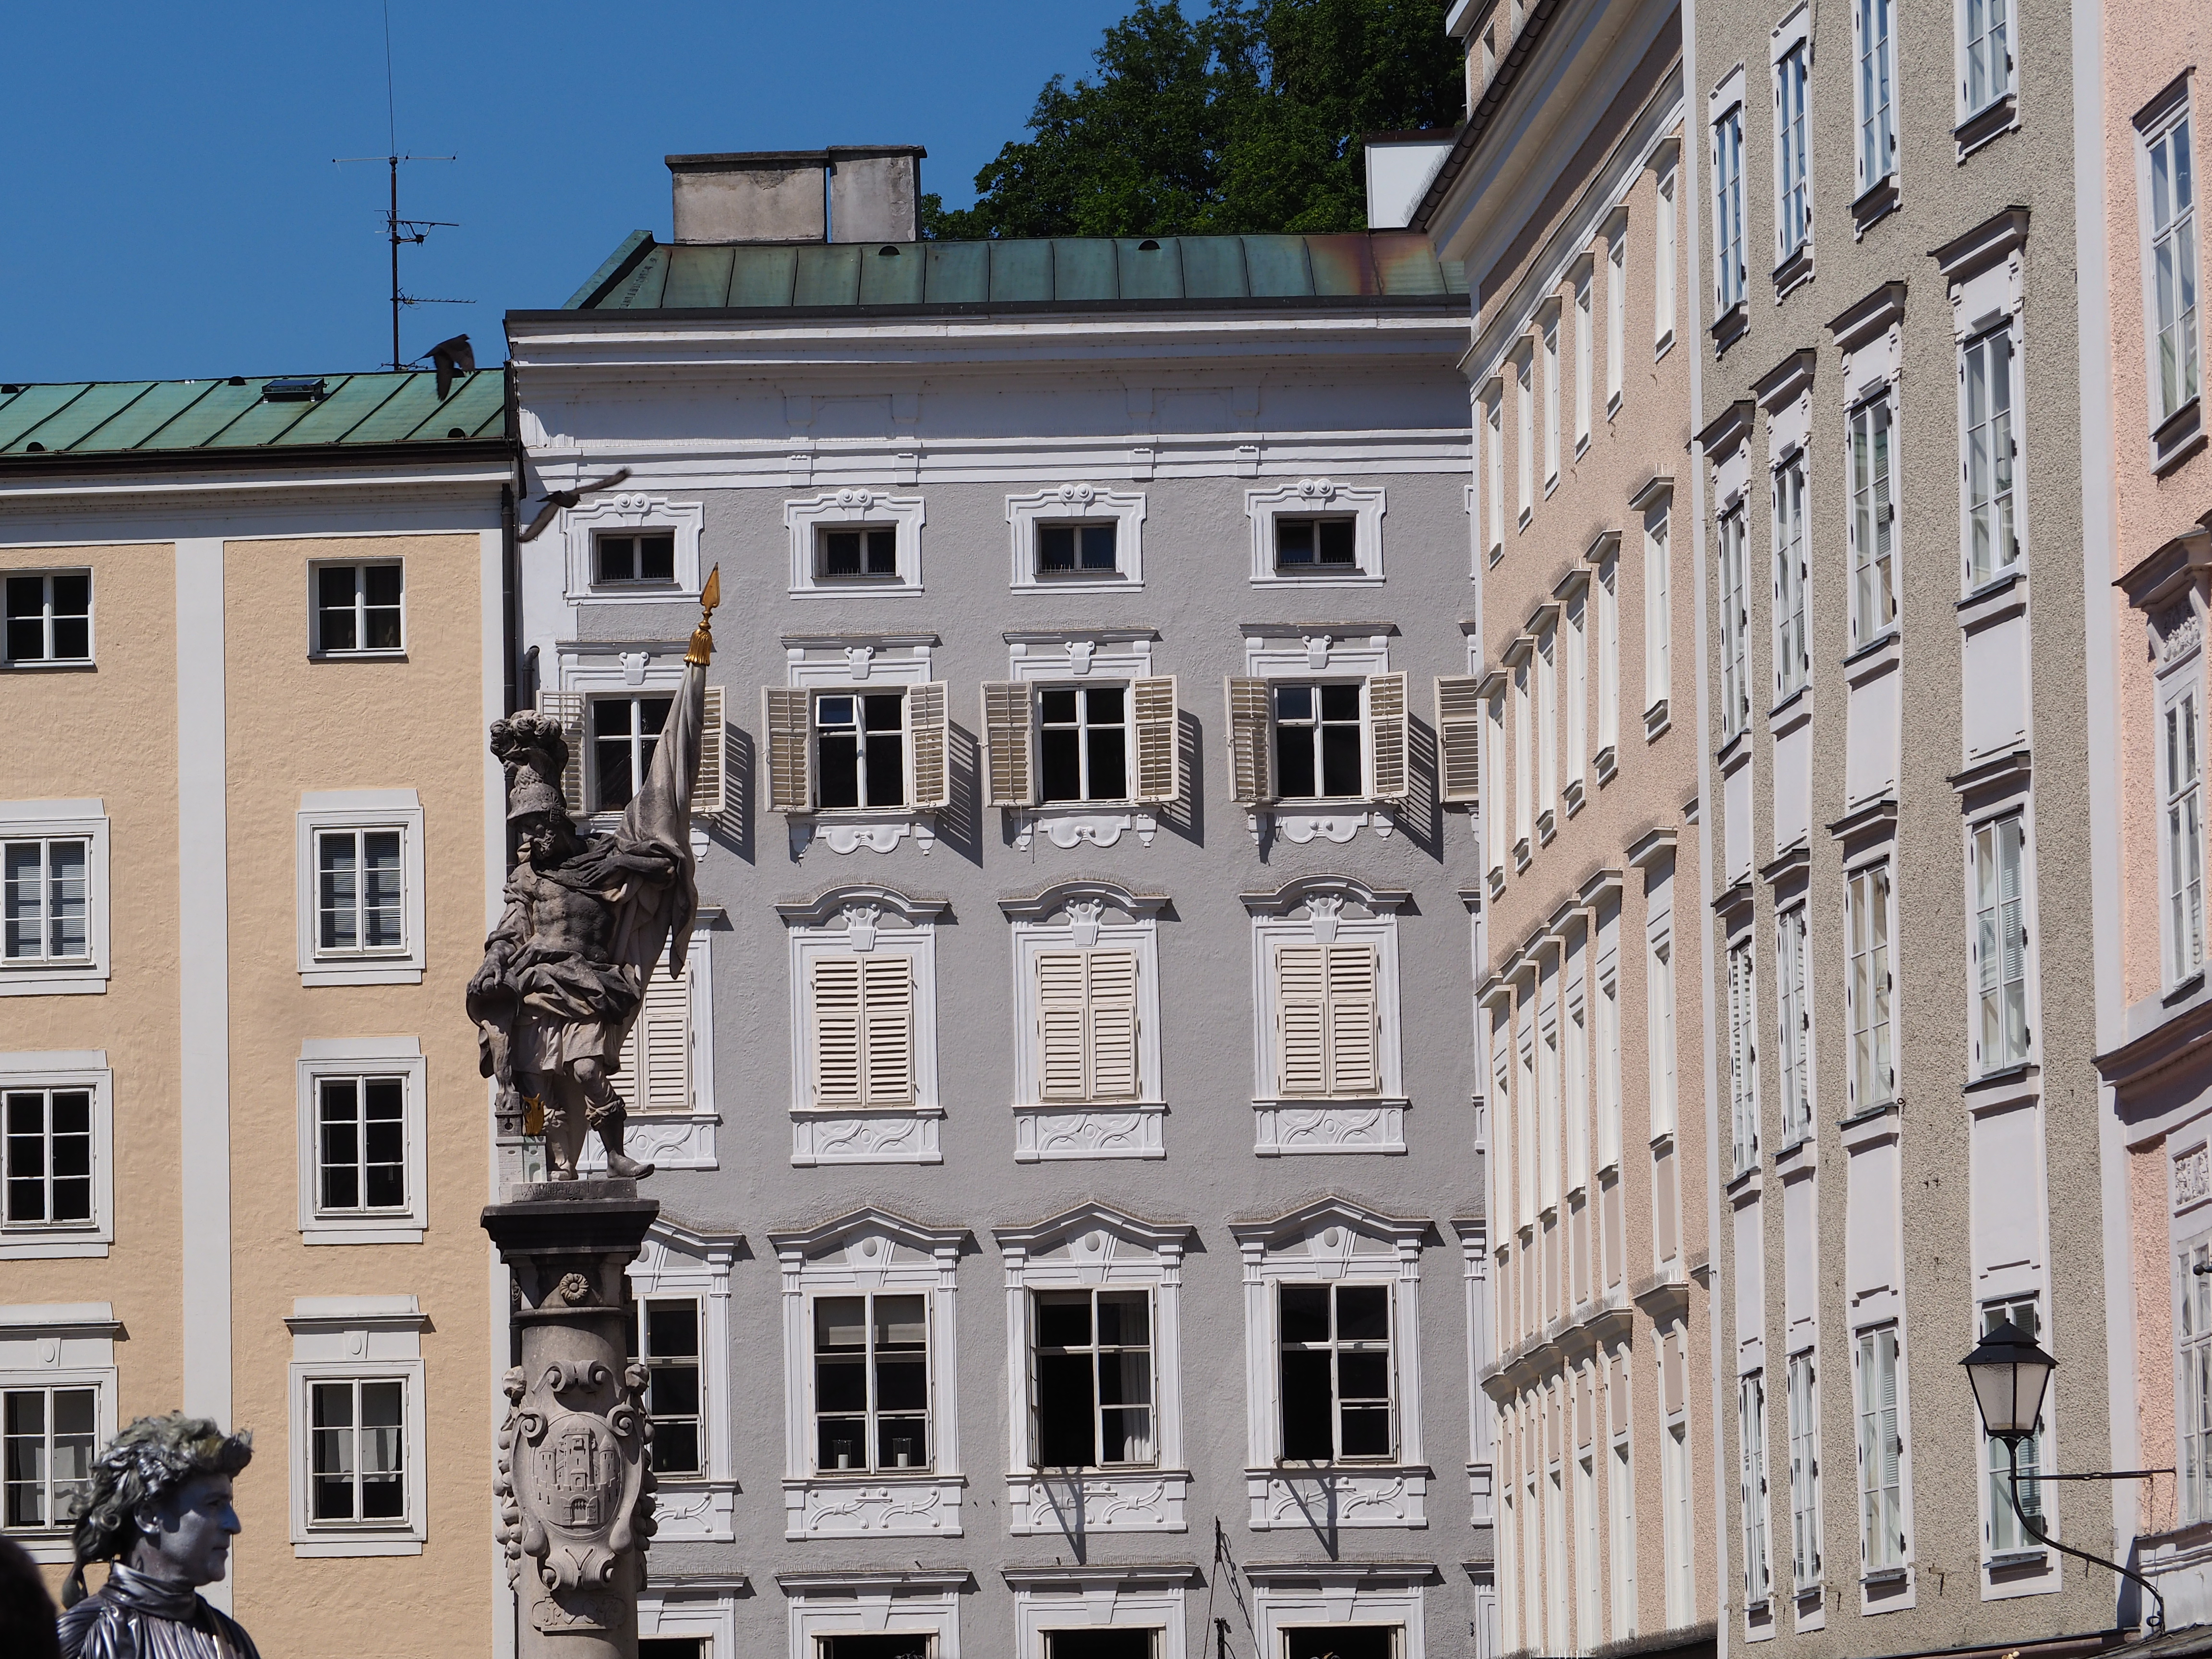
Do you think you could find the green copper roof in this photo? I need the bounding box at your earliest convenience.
[0,369,507,458]
[562,231,1467,313]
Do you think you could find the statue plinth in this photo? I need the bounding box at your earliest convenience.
[483,1182,660,1659]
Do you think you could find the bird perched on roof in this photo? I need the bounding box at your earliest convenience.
[518,468,633,543]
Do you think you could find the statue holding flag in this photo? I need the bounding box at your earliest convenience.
[468,570,721,1182]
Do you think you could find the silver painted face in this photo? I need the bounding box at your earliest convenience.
[137,1472,240,1587]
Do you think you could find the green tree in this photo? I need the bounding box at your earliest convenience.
[921,0,1463,240]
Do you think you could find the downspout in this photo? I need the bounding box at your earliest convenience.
[502,358,521,717]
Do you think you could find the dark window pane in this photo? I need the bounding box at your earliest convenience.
[599,537,636,582]
[1035,1295,1093,1349]
[862,694,903,732]
[865,733,905,807]
[875,1354,928,1414]
[1040,729,1082,802]
[1039,526,1076,572]
[1285,1627,1397,1659]
[316,567,355,611]
[1319,725,1362,796]
[822,531,861,577]
[1280,1286,1331,1345]
[1037,1351,1096,1467]
[1276,725,1316,798]
[865,529,898,575]
[51,617,88,659]
[647,1302,698,1358]
[639,1635,707,1658]
[48,1093,88,1137]
[1096,1293,1148,1347]
[1087,727,1127,800]
[876,1417,926,1470]
[815,1355,867,1416]
[649,1367,699,1418]
[817,1416,866,1470]
[1047,1629,1158,1658]
[362,1165,402,1210]
[1340,1405,1393,1458]
[1337,1351,1390,1403]
[1317,518,1357,565]
[1084,685,1125,724]
[1276,519,1315,565]
[363,565,402,607]
[1040,688,1077,724]
[639,535,675,581]
[1080,524,1118,569]
[1274,684,1313,721]
[1280,1349,1335,1459]
[821,1637,933,1659]
[819,734,860,809]
[1336,1286,1389,1342]
[1319,683,1360,721]
[50,572,89,614]
[5,618,42,660]
[651,1421,700,1475]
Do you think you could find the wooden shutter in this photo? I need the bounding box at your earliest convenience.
[982,682,1036,808]
[1367,673,1409,801]
[535,690,587,816]
[1276,944,1329,1096]
[1434,674,1484,803]
[618,960,691,1114]
[692,685,727,816]
[1226,677,1273,806]
[811,956,863,1107]
[1325,943,1381,1094]
[1036,951,1091,1101]
[908,682,950,810]
[1086,950,1140,1100]
[861,954,914,1106]
[763,687,812,814]
[1131,676,1179,805]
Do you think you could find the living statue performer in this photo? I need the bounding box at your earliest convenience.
[470,570,720,1181]
[56,1414,257,1659]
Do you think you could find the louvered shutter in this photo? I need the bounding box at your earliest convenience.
[907,682,950,810]
[692,685,726,816]
[1086,950,1141,1100]
[1879,1337,1901,1560]
[811,956,863,1106]
[536,690,587,817]
[1325,943,1381,1094]
[1226,677,1274,805]
[1131,676,1179,805]
[618,961,692,1114]
[1367,673,1409,801]
[764,687,812,814]
[1277,944,1329,1096]
[1434,675,1484,803]
[861,954,914,1106]
[982,682,1036,808]
[1036,952,1091,1102]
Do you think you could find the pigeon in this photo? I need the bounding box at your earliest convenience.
[428,334,475,401]
[519,468,634,543]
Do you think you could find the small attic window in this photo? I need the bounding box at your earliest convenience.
[1137,239,1162,252]
[263,377,328,402]
[445,427,466,439]
[878,245,902,257]
[227,376,246,386]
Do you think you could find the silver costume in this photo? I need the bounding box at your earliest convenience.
[58,1565,261,1659]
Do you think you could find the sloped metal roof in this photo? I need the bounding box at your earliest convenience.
[0,369,507,458]
[562,230,1467,313]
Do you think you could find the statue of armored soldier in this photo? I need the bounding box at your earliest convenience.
[470,572,719,1182]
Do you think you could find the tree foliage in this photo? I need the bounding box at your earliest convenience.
[920,0,1464,240]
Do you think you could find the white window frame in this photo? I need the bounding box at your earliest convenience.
[995,1204,1191,1536]
[0,1052,112,1260]
[293,790,424,987]
[1230,1199,1429,1530]
[1718,506,1750,738]
[0,1303,119,1562]
[577,919,720,1174]
[627,1218,742,1542]
[307,558,406,658]
[1604,209,1629,415]
[2164,654,2208,989]
[1008,1567,1195,1659]
[1485,382,1508,558]
[1773,9,1814,273]
[1854,0,1900,202]
[778,887,944,1166]
[560,488,706,603]
[1847,392,1900,651]
[769,639,946,853]
[1563,577,1590,803]
[1741,1372,1773,1609]
[1979,1293,2052,1561]
[768,1208,965,1541]
[1594,538,1622,766]
[1246,1563,1429,1659]
[1956,0,2016,129]
[1711,70,1750,316]
[1854,1322,1911,1577]
[2179,1225,2212,1524]
[1959,321,2023,590]
[1007,484,1147,590]
[1229,629,1409,835]
[285,1296,428,1557]
[1776,905,1814,1146]
[0,801,109,996]
[1968,810,2035,1075]
[1846,859,1898,1113]
[1662,1409,1695,1624]
[785,489,925,598]
[1645,508,1673,722]
[1245,480,1386,587]
[1787,1348,1823,1597]
[1485,682,1511,880]
[1,568,94,667]
[990,632,1177,849]
[1654,150,1680,356]
[1541,301,1563,490]
[1774,452,1810,700]
[1646,920,1678,1140]
[1728,936,1761,1176]
[1516,344,1537,527]
[295,1038,426,1245]
[2138,86,2202,453]
[780,1571,967,1659]
[1574,258,1595,452]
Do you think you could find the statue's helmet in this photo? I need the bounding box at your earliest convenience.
[489,713,573,824]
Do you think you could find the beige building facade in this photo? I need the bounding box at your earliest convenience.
[0,371,514,1656]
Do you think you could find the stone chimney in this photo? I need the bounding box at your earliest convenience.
[667,146,925,244]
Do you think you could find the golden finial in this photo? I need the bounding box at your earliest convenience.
[685,565,721,665]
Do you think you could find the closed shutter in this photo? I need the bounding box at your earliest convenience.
[1326,943,1381,1094]
[1226,677,1273,805]
[1036,951,1091,1101]
[764,687,811,814]
[811,957,863,1106]
[618,960,692,1114]
[1035,949,1141,1102]
[691,685,727,816]
[1086,949,1140,1099]
[1277,942,1380,1096]
[1131,676,1179,805]
[1367,672,1409,801]
[1277,944,1329,1096]
[908,683,950,810]
[1434,674,1484,803]
[982,682,1036,808]
[861,954,914,1106]
[535,690,587,817]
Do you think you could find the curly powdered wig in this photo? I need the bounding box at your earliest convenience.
[63,1414,252,1607]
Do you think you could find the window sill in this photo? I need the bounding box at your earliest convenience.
[1255,570,1383,589]
[1851,176,1901,237]
[0,963,108,997]
[2154,397,2206,477]
[2165,970,2207,1009]
[0,1229,110,1260]
[784,1472,965,1540]
[301,1221,426,1247]
[1513,837,1533,873]
[1010,805,1157,852]
[1517,507,1534,534]
[292,1531,423,1558]
[307,649,408,664]
[1575,433,1591,461]
[0,657,97,672]
[1563,779,1586,818]
[791,578,923,600]
[1656,329,1677,361]
[1772,243,1815,301]
[1957,568,2026,630]
[789,809,938,858]
[300,958,424,988]
[1536,807,1557,845]
[1251,804,1395,848]
[1859,1567,1909,1588]
[1710,301,1749,355]
[1954,93,2018,160]
[1963,1062,2038,1106]
[1843,629,1901,675]
[1007,1467,1190,1534]
[1246,1464,1430,1529]
[1013,1100,1166,1162]
[1645,698,1671,742]
[1254,1097,1408,1156]
[1986,1547,2049,1573]
[1593,744,1619,784]
[650,1479,739,1542]
[790,1104,944,1166]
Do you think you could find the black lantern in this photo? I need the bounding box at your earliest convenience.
[1960,1318,2057,1443]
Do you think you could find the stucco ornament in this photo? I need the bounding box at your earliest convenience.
[469,571,721,1180]
[495,1357,656,1630]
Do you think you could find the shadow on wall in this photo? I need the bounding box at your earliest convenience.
[707,723,755,864]
[1400,718,1444,862]
[939,721,984,866]
[1161,708,1205,847]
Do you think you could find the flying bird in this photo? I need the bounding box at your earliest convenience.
[519,468,634,543]
[428,334,475,401]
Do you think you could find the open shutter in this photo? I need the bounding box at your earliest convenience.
[536,690,587,817]
[982,682,1036,808]
[811,956,862,1106]
[1325,943,1380,1094]
[1367,673,1409,802]
[1226,677,1274,806]
[907,682,950,810]
[861,954,914,1106]
[1131,676,1179,805]
[1086,950,1141,1100]
[692,684,726,816]
[763,687,812,814]
[1434,675,1484,803]
[1276,943,1328,1096]
[618,961,692,1114]
[1036,952,1090,1101]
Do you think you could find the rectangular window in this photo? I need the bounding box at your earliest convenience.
[595,533,675,585]
[309,1378,406,1523]
[1849,396,1898,649]
[0,1386,96,1532]
[2,1088,92,1228]
[1855,1326,1904,1571]
[1278,1282,1394,1464]
[1536,629,1558,821]
[1963,0,2013,117]
[1662,1418,1694,1622]
[1487,690,1510,873]
[1847,863,1895,1110]
[1037,522,1119,576]
[2170,688,2206,984]
[1543,316,1562,485]
[631,1297,703,1478]
[1,838,89,965]
[1517,355,1536,521]
[810,955,914,1109]
[2148,110,2200,424]
[1565,598,1589,791]
[2181,1238,2212,1522]
[313,563,403,655]
[1774,457,1809,698]
[1486,390,1507,555]
[817,527,899,580]
[1647,937,1678,1136]
[591,695,673,814]
[1596,970,1623,1168]
[1646,517,1672,714]
[1715,101,1747,312]
[1610,1434,1636,1637]
[1728,940,1760,1176]
[1575,274,1594,447]
[1039,685,1128,803]
[1982,1297,2046,1554]
[313,829,405,958]
[1275,941,1381,1098]
[1718,509,1749,736]
[1857,0,1898,192]
[1972,814,2031,1072]
[813,1293,929,1474]
[1962,328,2020,587]
[313,1076,405,1215]
[1741,1374,1771,1606]
[1656,169,1678,351]
[1776,907,1812,1145]
[1576,1448,1601,1642]
[1777,46,1812,261]
[1788,1351,1822,1590]
[1598,553,1620,753]
[1274,517,1358,570]
[1033,1288,1154,1468]
[1273,682,1364,800]
[1036,949,1140,1103]
[3,572,91,665]
[816,692,908,811]
[1607,230,1627,408]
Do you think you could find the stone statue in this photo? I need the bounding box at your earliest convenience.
[56,1414,258,1659]
[471,572,720,1181]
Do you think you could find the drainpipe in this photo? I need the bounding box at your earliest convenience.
[502,359,521,716]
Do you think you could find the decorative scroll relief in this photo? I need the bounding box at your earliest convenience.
[785,1474,965,1540]
[1256,1103,1407,1157]
[2177,1145,2212,1212]
[649,1484,737,1543]
[1251,808,1396,847]
[1012,808,1156,851]
[1013,1103,1166,1163]
[1007,1470,1190,1535]
[792,1108,943,1166]
[1246,1467,1427,1529]
[793,814,937,858]
[2157,601,2202,665]
[496,1358,656,1630]
[577,1113,718,1172]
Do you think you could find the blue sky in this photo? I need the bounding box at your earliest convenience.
[1,1,1136,385]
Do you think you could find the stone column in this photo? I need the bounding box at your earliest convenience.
[483,1181,660,1659]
